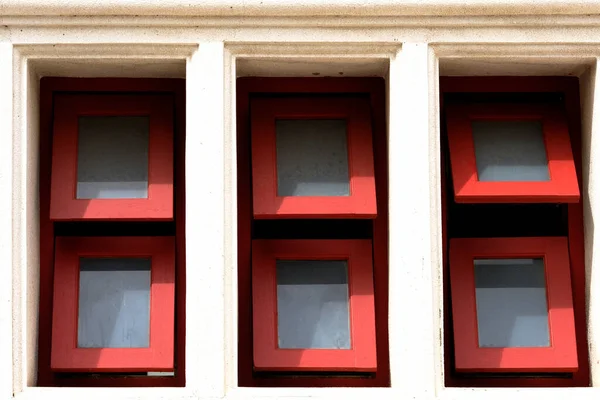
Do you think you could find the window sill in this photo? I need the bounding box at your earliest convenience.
[15,387,196,400]
[16,387,600,400]
[440,387,600,400]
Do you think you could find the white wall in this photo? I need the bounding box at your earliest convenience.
[2,2,600,400]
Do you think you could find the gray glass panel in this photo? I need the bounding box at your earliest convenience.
[78,258,151,348]
[77,116,149,199]
[474,258,550,348]
[276,119,350,196]
[276,260,350,349]
[472,120,550,182]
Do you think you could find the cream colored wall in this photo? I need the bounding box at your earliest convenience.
[0,43,15,400]
[3,2,600,399]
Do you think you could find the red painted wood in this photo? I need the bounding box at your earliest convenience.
[237,77,389,387]
[50,94,174,221]
[440,76,577,94]
[37,78,56,387]
[252,239,376,372]
[369,81,391,387]
[236,80,254,387]
[251,97,376,218]
[450,237,577,373]
[440,126,454,386]
[446,103,579,203]
[38,78,185,387]
[173,83,187,386]
[51,236,175,372]
[441,77,589,387]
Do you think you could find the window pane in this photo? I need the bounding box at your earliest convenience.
[276,119,350,196]
[472,120,550,182]
[78,258,151,348]
[77,116,149,199]
[276,260,350,349]
[474,258,550,348]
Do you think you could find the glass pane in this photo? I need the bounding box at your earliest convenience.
[77,116,149,199]
[474,258,550,348]
[276,260,351,349]
[276,119,350,196]
[78,258,151,348]
[472,120,550,182]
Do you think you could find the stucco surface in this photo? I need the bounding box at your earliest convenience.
[2,1,600,398]
[3,0,600,16]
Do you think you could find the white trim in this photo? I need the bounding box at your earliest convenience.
[185,43,227,399]
[0,42,14,399]
[580,58,600,387]
[439,387,600,400]
[7,38,600,399]
[388,43,441,395]
[222,46,238,392]
[6,15,600,28]
[3,0,600,17]
[10,43,196,397]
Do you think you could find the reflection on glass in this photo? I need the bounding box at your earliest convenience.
[474,258,550,348]
[77,258,151,348]
[472,120,550,182]
[276,260,350,349]
[276,119,350,196]
[77,116,149,199]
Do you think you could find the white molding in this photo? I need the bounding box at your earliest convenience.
[230,42,398,78]
[580,59,600,386]
[222,45,238,393]
[227,42,401,57]
[439,387,600,400]
[14,388,199,400]
[227,387,396,400]
[10,43,195,397]
[6,15,600,28]
[185,42,227,399]
[433,43,597,77]
[7,38,600,399]
[388,43,440,395]
[0,42,14,399]
[3,0,600,17]
[15,44,198,58]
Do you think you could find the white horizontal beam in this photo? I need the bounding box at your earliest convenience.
[3,0,600,17]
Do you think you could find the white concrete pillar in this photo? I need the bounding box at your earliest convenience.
[0,43,14,398]
[185,43,226,397]
[581,59,600,386]
[388,43,442,394]
[11,47,41,393]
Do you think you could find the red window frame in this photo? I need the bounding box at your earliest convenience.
[238,78,389,388]
[441,77,589,388]
[446,103,580,203]
[50,94,174,221]
[251,97,377,219]
[51,236,175,372]
[252,239,376,372]
[449,236,577,373]
[38,78,186,388]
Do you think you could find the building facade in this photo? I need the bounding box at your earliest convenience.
[2,1,600,399]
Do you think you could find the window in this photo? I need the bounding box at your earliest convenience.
[38,78,185,387]
[252,239,376,372]
[51,236,175,372]
[50,94,174,220]
[251,97,376,218]
[237,78,389,387]
[441,77,589,387]
[446,103,579,203]
[449,237,577,373]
